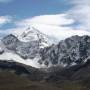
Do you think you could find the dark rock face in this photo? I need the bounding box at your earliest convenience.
[2,34,19,50]
[39,35,90,67]
[2,34,40,59]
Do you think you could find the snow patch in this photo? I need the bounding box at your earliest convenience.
[0,52,40,68]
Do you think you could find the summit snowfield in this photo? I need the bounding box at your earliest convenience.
[12,26,52,48]
[0,27,52,68]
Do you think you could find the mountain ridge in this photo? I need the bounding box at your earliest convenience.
[0,26,90,69]
[0,31,90,68]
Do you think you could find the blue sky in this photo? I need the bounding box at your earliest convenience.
[0,0,71,18]
[0,0,90,40]
[0,0,73,30]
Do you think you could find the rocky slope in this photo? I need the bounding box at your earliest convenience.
[39,35,90,67]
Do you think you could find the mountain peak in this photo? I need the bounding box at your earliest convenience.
[12,26,51,48]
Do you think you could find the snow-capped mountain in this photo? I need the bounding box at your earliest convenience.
[0,27,52,68]
[0,26,90,69]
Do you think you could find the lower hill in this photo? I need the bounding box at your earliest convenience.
[0,70,90,90]
[0,71,60,90]
[0,56,90,90]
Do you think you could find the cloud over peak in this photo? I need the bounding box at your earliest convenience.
[13,14,90,42]
[16,14,74,27]
[0,0,90,42]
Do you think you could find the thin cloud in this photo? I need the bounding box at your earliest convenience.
[16,14,74,27]
[67,0,90,31]
[0,16,12,26]
[13,14,90,42]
